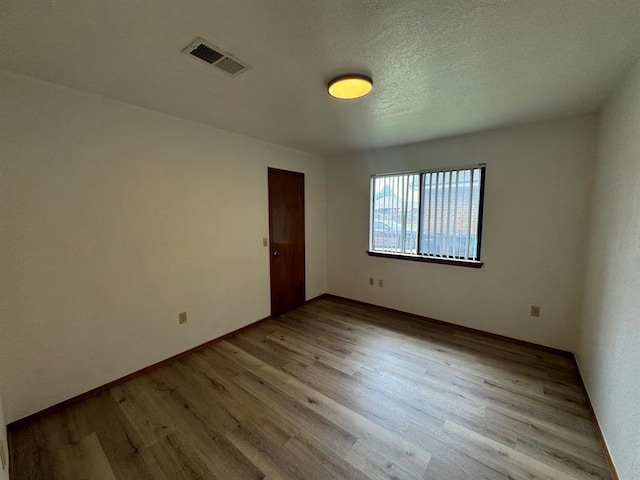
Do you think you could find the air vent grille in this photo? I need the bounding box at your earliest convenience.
[190,44,224,64]
[182,38,251,77]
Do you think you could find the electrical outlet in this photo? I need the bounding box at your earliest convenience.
[530,305,540,317]
[378,279,384,287]
[179,311,188,324]
[263,237,269,247]
[369,277,374,286]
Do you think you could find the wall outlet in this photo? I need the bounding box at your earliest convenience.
[263,237,269,247]
[369,277,374,286]
[378,279,384,287]
[179,311,188,324]
[530,305,540,317]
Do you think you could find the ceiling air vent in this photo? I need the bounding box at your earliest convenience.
[182,38,251,77]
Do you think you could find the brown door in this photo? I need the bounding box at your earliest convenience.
[268,168,305,316]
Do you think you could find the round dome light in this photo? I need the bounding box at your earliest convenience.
[327,75,373,100]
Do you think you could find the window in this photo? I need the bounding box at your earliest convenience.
[368,164,485,267]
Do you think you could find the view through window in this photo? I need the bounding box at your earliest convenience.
[370,165,485,262]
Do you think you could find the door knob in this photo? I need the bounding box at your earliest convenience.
[273,250,281,256]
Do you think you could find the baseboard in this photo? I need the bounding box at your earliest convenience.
[574,360,620,480]
[306,293,330,304]
[323,294,574,358]
[7,314,273,431]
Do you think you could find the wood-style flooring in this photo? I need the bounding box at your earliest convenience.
[9,296,613,480]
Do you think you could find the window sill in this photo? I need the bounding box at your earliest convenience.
[366,250,484,268]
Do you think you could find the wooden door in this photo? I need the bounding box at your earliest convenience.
[268,168,305,316]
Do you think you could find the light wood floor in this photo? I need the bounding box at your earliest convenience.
[9,296,613,480]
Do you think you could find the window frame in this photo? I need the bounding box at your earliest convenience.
[367,164,486,268]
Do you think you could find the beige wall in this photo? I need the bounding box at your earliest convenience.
[0,70,326,422]
[577,60,640,480]
[326,115,597,352]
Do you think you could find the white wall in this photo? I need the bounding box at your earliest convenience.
[327,115,597,352]
[577,60,640,480]
[0,70,326,423]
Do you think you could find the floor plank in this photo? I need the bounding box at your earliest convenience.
[53,432,117,480]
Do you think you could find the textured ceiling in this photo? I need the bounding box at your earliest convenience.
[1,1,639,156]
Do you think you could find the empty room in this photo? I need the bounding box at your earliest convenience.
[1,1,639,479]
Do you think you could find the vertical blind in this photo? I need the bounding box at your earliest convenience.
[370,165,485,261]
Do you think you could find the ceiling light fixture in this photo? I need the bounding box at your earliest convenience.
[327,75,373,100]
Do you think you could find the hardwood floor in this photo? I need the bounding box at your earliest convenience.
[9,296,613,480]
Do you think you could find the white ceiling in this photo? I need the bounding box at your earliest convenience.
[1,1,639,156]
